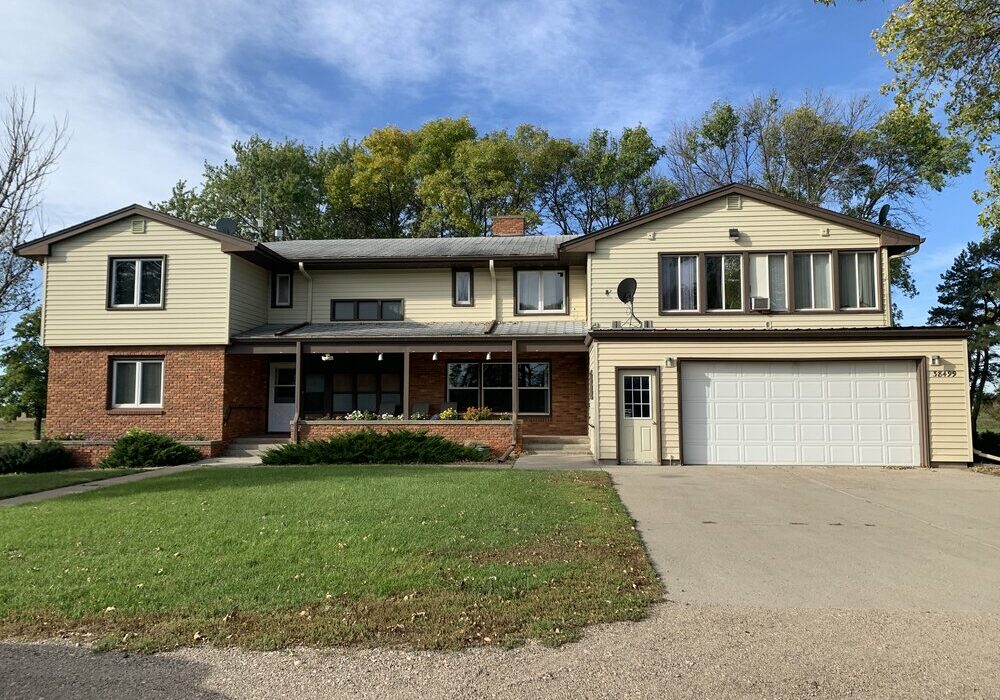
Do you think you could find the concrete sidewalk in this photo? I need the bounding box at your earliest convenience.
[0,456,260,508]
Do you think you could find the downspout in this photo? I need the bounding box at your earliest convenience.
[887,242,921,328]
[298,262,313,323]
[489,259,497,325]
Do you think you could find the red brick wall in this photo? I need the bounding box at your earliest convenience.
[62,442,220,469]
[297,421,520,455]
[222,354,269,441]
[46,346,228,441]
[407,352,587,436]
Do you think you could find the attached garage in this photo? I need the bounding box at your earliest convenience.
[680,360,923,466]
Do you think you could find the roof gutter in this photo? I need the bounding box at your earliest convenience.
[298,262,313,323]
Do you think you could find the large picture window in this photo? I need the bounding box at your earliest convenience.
[111,359,163,408]
[516,270,566,313]
[793,252,832,310]
[749,253,787,311]
[706,254,743,311]
[838,251,877,309]
[109,257,164,308]
[660,255,698,311]
[446,361,551,415]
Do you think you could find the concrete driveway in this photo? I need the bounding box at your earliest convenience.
[608,465,1000,612]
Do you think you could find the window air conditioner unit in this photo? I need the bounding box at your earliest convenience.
[751,296,770,311]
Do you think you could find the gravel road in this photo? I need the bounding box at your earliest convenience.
[4,602,999,699]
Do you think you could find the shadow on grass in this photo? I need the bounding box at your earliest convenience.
[0,642,227,699]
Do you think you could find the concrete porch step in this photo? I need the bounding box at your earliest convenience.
[225,436,288,458]
[523,436,592,456]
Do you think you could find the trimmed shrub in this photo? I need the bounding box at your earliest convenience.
[262,429,489,465]
[974,430,1000,456]
[0,440,75,474]
[100,429,201,468]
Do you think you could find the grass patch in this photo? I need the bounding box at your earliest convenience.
[0,465,660,652]
[0,421,42,444]
[0,469,135,499]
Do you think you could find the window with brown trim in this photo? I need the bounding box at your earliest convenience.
[659,254,698,312]
[705,254,743,311]
[329,299,404,321]
[452,268,474,306]
[793,252,833,310]
[272,273,293,308]
[445,361,550,415]
[838,251,878,309]
[108,257,164,308]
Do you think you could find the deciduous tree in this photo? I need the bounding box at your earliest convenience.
[0,308,47,439]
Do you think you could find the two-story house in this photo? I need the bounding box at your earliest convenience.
[16,184,973,467]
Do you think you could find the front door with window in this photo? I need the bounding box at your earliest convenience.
[268,363,296,433]
[618,370,659,464]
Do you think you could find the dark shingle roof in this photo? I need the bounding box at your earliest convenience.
[264,235,577,262]
[233,320,587,341]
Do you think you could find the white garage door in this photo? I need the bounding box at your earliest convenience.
[681,360,921,466]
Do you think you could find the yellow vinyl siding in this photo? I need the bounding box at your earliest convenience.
[590,196,893,328]
[593,337,972,466]
[229,256,268,334]
[43,217,231,345]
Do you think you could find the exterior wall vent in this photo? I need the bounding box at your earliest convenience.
[131,218,146,234]
[726,194,742,210]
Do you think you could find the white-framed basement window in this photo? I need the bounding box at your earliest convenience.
[516,270,566,314]
[111,359,164,408]
[109,257,164,308]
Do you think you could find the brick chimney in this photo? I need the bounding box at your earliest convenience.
[491,215,526,236]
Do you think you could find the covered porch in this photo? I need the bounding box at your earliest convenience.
[227,322,588,455]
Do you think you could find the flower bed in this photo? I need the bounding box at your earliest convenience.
[295,420,521,456]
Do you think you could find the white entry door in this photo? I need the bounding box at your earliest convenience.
[618,370,659,464]
[681,360,921,466]
[268,363,296,433]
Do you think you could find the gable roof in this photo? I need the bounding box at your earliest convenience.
[14,204,269,261]
[559,183,924,254]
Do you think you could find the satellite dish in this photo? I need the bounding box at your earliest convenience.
[877,204,890,226]
[215,217,238,236]
[617,278,637,304]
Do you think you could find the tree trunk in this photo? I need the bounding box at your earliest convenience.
[33,414,42,440]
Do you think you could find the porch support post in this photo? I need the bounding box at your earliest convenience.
[402,350,410,418]
[292,341,302,443]
[510,339,518,446]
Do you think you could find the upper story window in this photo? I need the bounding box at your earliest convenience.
[272,273,292,308]
[793,252,833,310]
[517,269,566,314]
[838,251,878,309]
[660,254,698,312]
[706,254,743,311]
[111,358,163,408]
[749,253,787,311]
[330,299,404,321]
[453,268,473,306]
[109,257,163,308]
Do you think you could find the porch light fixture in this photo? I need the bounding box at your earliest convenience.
[486,352,491,360]
[321,353,334,362]
[665,357,676,368]
[930,355,941,366]
[377,353,383,361]
[432,352,438,361]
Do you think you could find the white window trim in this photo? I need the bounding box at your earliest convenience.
[111,359,164,408]
[794,252,834,311]
[110,257,164,308]
[660,254,699,312]
[838,250,879,310]
[274,273,292,307]
[706,253,744,311]
[516,270,567,315]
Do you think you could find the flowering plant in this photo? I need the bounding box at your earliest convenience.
[463,406,493,421]
[438,407,459,420]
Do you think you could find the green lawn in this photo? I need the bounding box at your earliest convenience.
[0,469,136,499]
[0,420,42,444]
[0,465,660,652]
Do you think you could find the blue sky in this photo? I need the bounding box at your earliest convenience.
[0,0,988,324]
